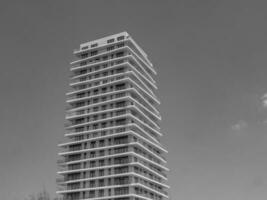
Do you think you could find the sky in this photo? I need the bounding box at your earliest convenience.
[1,0,267,199]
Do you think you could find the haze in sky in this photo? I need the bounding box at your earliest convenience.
[1,1,267,200]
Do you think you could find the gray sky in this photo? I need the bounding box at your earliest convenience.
[1,0,267,199]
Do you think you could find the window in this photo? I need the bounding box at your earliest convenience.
[90,161,96,167]
[99,169,104,176]
[99,189,104,197]
[114,177,129,185]
[117,36,125,41]
[102,87,107,93]
[116,93,125,98]
[98,179,105,187]
[95,65,100,71]
[89,191,95,198]
[107,38,115,43]
[114,187,129,195]
[81,53,88,58]
[115,83,126,90]
[90,171,95,178]
[116,52,124,57]
[91,141,96,148]
[80,77,86,81]
[91,51,98,56]
[114,166,128,174]
[90,152,96,158]
[99,140,105,147]
[80,61,87,66]
[80,69,87,74]
[114,156,129,164]
[116,101,126,107]
[90,180,95,187]
[75,127,84,132]
[93,132,98,137]
[101,96,107,101]
[78,85,86,90]
[101,105,107,110]
[99,159,105,166]
[91,43,98,48]
[99,150,105,157]
[114,147,128,154]
[101,131,106,136]
[116,118,126,125]
[93,124,98,129]
[101,114,107,120]
[77,92,85,98]
[107,46,114,51]
[116,67,124,73]
[117,43,125,48]
[81,46,88,50]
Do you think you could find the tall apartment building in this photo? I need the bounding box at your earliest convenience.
[57,32,169,200]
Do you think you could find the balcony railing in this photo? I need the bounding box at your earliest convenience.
[66,91,127,112]
[66,103,127,119]
[67,78,128,100]
[58,160,131,174]
[65,109,128,128]
[60,139,129,154]
[70,59,128,84]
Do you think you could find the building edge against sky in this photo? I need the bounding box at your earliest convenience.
[56,32,170,200]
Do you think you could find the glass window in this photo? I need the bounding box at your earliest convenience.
[117,36,125,41]
[107,38,115,43]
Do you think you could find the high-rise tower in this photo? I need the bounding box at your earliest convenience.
[57,32,169,200]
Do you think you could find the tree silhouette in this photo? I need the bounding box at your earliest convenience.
[24,188,61,200]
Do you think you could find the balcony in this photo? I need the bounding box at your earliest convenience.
[66,91,128,112]
[58,160,131,174]
[66,76,128,100]
[64,109,128,128]
[60,139,129,155]
[66,103,128,120]
[70,59,128,85]
[70,45,128,68]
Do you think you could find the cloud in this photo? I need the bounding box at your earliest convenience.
[231,120,247,131]
[261,93,267,123]
[261,93,267,108]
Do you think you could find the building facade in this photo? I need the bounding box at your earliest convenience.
[57,32,169,200]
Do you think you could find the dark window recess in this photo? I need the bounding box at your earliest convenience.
[107,39,115,43]
[115,83,126,90]
[81,46,88,50]
[81,53,88,58]
[91,51,98,56]
[117,36,125,41]
[117,43,125,48]
[80,69,87,74]
[91,43,98,48]
[107,46,115,51]
[116,101,126,107]
[116,52,124,57]
[116,118,127,125]
[116,68,124,73]
[80,61,87,66]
